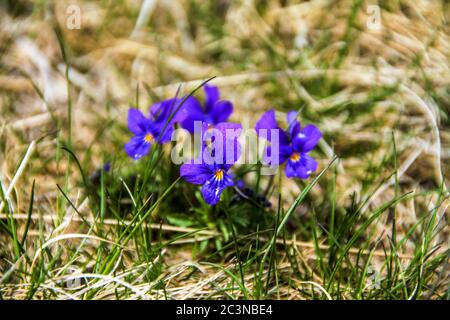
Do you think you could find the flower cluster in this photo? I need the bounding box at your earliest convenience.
[124,84,322,205]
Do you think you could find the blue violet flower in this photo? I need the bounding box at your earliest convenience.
[180,84,233,133]
[180,122,242,205]
[255,109,321,179]
[125,98,183,160]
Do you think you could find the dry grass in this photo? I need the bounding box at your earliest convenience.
[0,0,449,299]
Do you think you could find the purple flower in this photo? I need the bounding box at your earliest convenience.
[180,84,233,133]
[180,122,242,205]
[235,179,245,189]
[124,98,182,160]
[149,98,185,124]
[181,162,235,205]
[255,110,321,179]
[200,121,242,165]
[103,162,111,172]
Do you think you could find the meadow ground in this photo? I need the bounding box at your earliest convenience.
[0,0,449,300]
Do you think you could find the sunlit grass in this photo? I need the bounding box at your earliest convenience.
[0,0,448,300]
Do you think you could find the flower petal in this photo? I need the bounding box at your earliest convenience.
[211,122,242,165]
[255,110,289,145]
[149,101,163,118]
[300,153,318,173]
[292,124,322,152]
[147,99,180,143]
[286,110,298,125]
[221,171,235,188]
[214,122,242,132]
[151,98,185,124]
[180,97,206,133]
[284,153,318,179]
[209,100,233,124]
[204,84,220,112]
[284,160,301,178]
[201,182,223,206]
[263,143,291,166]
[124,135,151,160]
[286,110,301,138]
[255,110,278,133]
[128,109,149,135]
[200,171,234,205]
[154,125,174,144]
[180,162,213,185]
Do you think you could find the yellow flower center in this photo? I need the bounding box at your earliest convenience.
[290,152,301,162]
[144,133,154,143]
[214,169,224,181]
